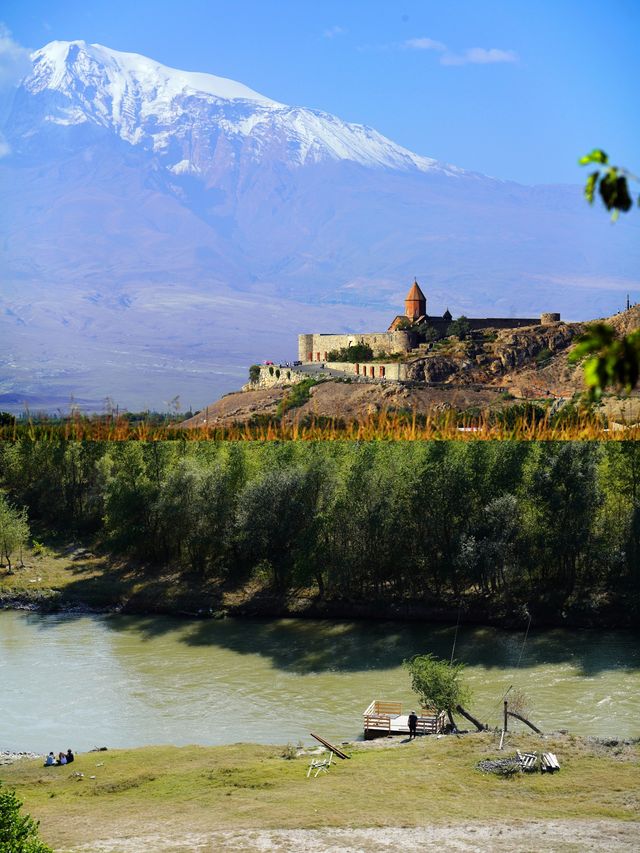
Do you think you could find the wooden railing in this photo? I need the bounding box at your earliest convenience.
[363,700,402,733]
[367,701,403,716]
[417,709,447,734]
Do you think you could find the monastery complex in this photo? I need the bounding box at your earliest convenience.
[294,280,561,381]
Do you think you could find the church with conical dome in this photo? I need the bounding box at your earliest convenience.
[298,278,560,368]
[388,279,454,330]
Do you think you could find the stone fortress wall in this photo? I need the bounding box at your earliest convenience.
[298,331,414,363]
[324,360,408,381]
[298,314,561,364]
[243,364,309,390]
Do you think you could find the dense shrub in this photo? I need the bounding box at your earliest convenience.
[326,344,374,362]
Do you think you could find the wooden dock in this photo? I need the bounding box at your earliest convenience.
[363,700,446,739]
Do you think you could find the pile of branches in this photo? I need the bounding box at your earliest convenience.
[477,756,522,777]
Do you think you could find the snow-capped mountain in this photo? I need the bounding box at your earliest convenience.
[1,40,639,412]
[23,40,458,175]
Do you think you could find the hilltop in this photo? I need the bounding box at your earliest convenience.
[178,305,640,428]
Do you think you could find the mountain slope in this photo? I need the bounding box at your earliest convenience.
[2,40,639,412]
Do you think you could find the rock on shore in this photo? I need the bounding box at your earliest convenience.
[0,750,42,765]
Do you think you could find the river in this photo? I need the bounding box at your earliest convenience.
[1,611,638,753]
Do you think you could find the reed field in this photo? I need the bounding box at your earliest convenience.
[1,404,639,441]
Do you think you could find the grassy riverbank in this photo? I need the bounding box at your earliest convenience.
[1,734,638,851]
[1,538,635,628]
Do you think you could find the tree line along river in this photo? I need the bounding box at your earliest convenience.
[1,611,638,753]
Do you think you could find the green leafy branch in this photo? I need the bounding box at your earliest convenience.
[579,149,639,221]
[569,322,640,399]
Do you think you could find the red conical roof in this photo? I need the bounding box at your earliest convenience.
[404,279,426,320]
[406,279,426,303]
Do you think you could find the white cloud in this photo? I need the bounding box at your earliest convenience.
[403,37,446,52]
[441,47,518,66]
[397,36,517,66]
[323,25,346,39]
[0,24,31,89]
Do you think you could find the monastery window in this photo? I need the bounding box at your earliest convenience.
[317,352,321,361]
[324,351,328,361]
[380,366,386,378]
[369,366,375,378]
[355,364,359,375]
[307,352,313,362]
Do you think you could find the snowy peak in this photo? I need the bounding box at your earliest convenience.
[20,40,462,176]
[29,40,279,105]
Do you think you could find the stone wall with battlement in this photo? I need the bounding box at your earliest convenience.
[298,332,414,363]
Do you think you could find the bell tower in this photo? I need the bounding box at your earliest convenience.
[404,279,426,321]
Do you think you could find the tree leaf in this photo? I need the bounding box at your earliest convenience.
[578,149,608,166]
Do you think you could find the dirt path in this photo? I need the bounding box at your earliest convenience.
[66,820,640,852]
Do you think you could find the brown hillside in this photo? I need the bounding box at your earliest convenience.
[607,303,640,336]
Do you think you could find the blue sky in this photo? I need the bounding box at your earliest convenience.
[2,0,638,184]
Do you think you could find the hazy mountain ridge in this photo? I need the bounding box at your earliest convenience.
[2,40,639,412]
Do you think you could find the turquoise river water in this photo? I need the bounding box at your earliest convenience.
[1,611,638,753]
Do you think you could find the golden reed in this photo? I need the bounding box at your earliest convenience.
[1,407,638,442]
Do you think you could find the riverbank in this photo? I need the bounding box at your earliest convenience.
[1,734,638,852]
[0,541,635,629]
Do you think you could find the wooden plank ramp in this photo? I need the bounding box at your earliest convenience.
[310,732,350,759]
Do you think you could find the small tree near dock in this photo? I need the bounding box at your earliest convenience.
[404,654,471,727]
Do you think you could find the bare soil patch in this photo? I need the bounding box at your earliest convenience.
[65,821,640,853]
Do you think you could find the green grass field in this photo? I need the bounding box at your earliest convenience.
[2,734,638,851]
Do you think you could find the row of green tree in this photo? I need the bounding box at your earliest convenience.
[1,441,639,612]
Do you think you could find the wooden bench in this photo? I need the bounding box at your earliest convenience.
[541,752,560,772]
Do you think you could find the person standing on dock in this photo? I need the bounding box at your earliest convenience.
[408,710,418,739]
